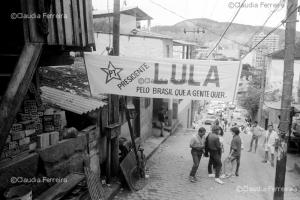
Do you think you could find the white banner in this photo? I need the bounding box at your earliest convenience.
[84,54,241,101]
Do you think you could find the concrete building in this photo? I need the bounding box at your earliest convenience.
[252,32,279,69]
[195,46,210,59]
[260,44,300,129]
[252,32,280,53]
[195,44,240,61]
[172,40,201,129]
[173,40,199,59]
[265,45,300,104]
[252,46,269,70]
[237,75,252,99]
[93,7,196,144]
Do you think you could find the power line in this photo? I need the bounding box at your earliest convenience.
[149,0,187,20]
[209,0,220,19]
[148,0,296,61]
[245,0,285,47]
[241,4,300,60]
[207,0,247,57]
[241,23,283,60]
[148,0,248,48]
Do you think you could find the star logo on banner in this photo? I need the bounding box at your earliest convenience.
[101,61,123,84]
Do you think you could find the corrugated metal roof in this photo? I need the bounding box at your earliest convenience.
[41,86,106,115]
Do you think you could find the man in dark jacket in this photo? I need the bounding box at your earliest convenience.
[207,125,224,184]
[207,121,223,175]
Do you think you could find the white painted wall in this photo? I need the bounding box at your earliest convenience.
[177,99,192,128]
[266,59,300,100]
[120,14,136,34]
[94,33,173,141]
[94,33,172,58]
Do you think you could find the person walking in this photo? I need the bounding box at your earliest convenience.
[248,121,263,153]
[207,125,224,184]
[158,108,166,137]
[262,124,279,167]
[224,118,228,132]
[228,127,242,176]
[189,127,206,182]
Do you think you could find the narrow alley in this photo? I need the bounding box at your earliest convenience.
[114,127,300,200]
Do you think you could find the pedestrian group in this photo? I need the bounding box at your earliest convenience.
[189,118,279,184]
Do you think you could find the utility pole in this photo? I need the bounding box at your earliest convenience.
[258,47,267,128]
[274,0,297,199]
[106,0,120,182]
[183,28,205,34]
[183,29,205,59]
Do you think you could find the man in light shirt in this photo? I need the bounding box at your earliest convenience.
[262,124,279,167]
[248,121,263,153]
[189,127,206,182]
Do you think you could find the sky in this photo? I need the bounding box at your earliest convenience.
[92,0,300,30]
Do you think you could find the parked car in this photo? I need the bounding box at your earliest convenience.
[232,119,245,127]
[207,109,214,115]
[203,115,217,125]
[228,104,236,110]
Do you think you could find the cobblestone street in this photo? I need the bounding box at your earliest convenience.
[114,127,300,200]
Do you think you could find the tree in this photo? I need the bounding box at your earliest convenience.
[240,86,260,120]
[239,72,261,120]
[240,64,251,79]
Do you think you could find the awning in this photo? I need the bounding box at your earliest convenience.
[41,86,106,115]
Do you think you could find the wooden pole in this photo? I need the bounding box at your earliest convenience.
[274,0,297,199]
[110,0,121,179]
[259,48,267,127]
[186,45,189,59]
[0,43,43,156]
